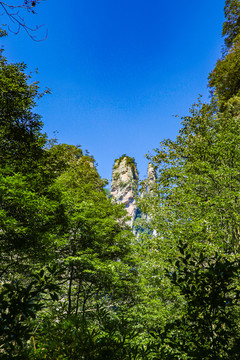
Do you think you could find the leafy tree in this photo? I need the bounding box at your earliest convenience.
[208,0,240,103]
[0,52,62,357]
[138,2,240,356]
[0,54,47,171]
[152,242,240,359]
[0,267,60,359]
[222,0,240,50]
[208,42,240,102]
[141,98,240,256]
[0,50,144,359]
[139,96,240,357]
[0,51,57,258]
[29,149,141,359]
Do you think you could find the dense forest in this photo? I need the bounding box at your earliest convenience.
[1,0,240,359]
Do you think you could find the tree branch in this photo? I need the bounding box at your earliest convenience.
[0,0,47,41]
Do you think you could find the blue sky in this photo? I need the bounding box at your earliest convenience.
[1,0,225,183]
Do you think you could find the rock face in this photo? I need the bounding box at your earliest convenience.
[147,163,157,193]
[110,156,157,230]
[146,163,157,236]
[140,163,157,198]
[111,156,139,227]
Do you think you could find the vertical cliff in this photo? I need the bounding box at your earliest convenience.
[139,163,157,198]
[110,156,157,231]
[147,163,157,193]
[111,155,139,227]
[146,163,157,235]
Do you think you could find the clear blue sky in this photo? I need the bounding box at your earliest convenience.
[1,0,226,183]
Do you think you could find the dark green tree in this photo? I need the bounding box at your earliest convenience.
[0,52,62,358]
[209,0,240,103]
[30,149,141,359]
[153,243,240,359]
[222,0,240,50]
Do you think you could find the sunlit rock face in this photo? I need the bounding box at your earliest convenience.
[110,156,157,232]
[140,163,157,198]
[146,163,157,236]
[147,163,157,193]
[111,156,138,228]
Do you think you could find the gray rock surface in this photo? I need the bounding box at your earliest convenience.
[147,163,157,193]
[110,157,157,232]
[111,156,138,227]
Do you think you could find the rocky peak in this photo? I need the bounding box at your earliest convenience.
[111,155,138,227]
[110,156,157,230]
[147,163,157,193]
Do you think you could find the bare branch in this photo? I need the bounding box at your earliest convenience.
[0,0,47,41]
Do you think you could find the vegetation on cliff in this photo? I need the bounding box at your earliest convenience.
[113,154,139,179]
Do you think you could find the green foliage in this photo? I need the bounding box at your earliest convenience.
[141,98,240,256]
[222,0,240,50]
[0,171,58,256]
[0,27,7,37]
[208,0,240,103]
[0,51,63,358]
[0,54,47,174]
[46,143,83,174]
[48,152,135,307]
[208,41,240,102]
[3,1,240,358]
[104,188,111,198]
[113,154,139,179]
[30,310,150,360]
[112,171,120,181]
[139,96,240,358]
[0,266,60,358]
[0,51,139,357]
[156,243,240,359]
[0,51,139,358]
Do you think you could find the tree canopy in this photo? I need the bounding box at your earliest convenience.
[222,0,240,50]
